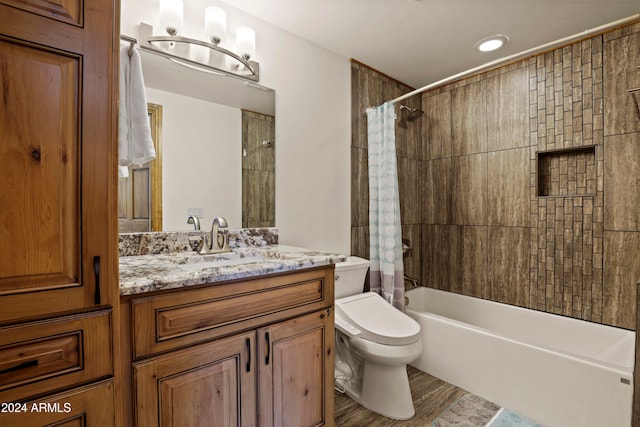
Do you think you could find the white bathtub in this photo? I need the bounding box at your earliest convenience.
[405,286,635,427]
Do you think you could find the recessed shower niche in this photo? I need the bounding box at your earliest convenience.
[536,146,597,197]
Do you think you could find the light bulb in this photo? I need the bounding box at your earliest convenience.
[478,39,503,52]
[474,35,509,53]
[236,26,255,60]
[159,0,183,36]
[205,6,227,45]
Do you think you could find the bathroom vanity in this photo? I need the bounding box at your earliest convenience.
[118,231,342,426]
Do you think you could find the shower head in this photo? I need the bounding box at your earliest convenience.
[399,105,424,122]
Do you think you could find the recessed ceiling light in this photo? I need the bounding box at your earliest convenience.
[474,35,509,52]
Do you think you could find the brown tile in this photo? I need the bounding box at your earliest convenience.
[451,81,487,156]
[603,31,640,136]
[452,153,487,226]
[351,147,369,227]
[242,169,275,228]
[422,157,452,225]
[397,156,421,225]
[350,226,369,260]
[351,66,385,150]
[402,224,421,284]
[603,231,640,329]
[487,148,530,227]
[422,224,451,291]
[486,68,530,151]
[604,134,640,231]
[396,95,422,159]
[242,110,275,171]
[450,225,488,298]
[423,92,452,160]
[488,227,530,306]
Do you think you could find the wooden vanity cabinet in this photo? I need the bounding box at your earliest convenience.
[257,309,334,427]
[133,332,257,427]
[121,266,336,427]
[0,0,119,425]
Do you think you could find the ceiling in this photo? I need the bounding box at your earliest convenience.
[220,0,640,89]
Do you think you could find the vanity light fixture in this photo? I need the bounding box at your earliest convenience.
[141,1,260,82]
[474,34,509,52]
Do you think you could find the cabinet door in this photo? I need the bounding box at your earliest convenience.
[133,331,256,427]
[0,379,115,427]
[258,308,335,427]
[0,0,116,322]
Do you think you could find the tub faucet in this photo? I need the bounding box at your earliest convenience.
[201,216,231,254]
[404,275,419,290]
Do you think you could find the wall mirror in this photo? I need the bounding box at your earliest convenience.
[118,47,275,233]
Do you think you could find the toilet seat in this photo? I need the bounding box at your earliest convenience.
[335,292,421,346]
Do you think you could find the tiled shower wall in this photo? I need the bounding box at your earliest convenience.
[350,60,423,286]
[351,21,640,330]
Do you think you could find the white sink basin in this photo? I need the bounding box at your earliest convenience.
[176,254,267,271]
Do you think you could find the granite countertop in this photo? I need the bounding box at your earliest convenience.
[119,244,346,296]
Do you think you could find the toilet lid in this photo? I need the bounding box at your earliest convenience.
[335,292,421,346]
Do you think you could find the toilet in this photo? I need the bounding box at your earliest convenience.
[333,256,422,420]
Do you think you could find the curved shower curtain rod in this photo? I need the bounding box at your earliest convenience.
[387,13,640,106]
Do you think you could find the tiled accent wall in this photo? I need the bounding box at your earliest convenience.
[351,21,640,330]
[529,38,606,322]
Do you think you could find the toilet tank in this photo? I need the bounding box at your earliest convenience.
[334,256,370,299]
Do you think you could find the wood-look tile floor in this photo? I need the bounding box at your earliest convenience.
[334,366,467,426]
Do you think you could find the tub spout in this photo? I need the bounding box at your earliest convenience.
[404,275,419,290]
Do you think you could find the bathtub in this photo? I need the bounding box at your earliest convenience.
[405,286,635,427]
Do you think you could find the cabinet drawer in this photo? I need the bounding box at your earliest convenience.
[129,266,334,359]
[0,379,115,426]
[0,310,112,403]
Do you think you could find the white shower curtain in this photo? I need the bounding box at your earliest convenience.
[366,101,405,311]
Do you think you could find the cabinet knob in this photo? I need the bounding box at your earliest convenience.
[245,337,251,373]
[93,256,101,305]
[264,332,270,365]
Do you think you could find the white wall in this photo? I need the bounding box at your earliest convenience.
[121,0,351,254]
[145,87,242,230]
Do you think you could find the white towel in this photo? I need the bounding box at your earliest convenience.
[119,45,155,178]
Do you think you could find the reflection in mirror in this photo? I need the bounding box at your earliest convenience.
[242,111,275,227]
[118,104,163,233]
[117,47,275,233]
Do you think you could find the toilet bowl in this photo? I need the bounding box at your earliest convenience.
[334,257,423,420]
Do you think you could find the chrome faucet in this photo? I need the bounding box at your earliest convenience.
[187,215,201,230]
[200,216,231,254]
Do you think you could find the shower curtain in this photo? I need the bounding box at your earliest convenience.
[366,101,405,311]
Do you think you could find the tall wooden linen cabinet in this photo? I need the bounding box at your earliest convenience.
[0,0,119,425]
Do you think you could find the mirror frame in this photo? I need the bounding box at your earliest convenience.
[149,103,163,231]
